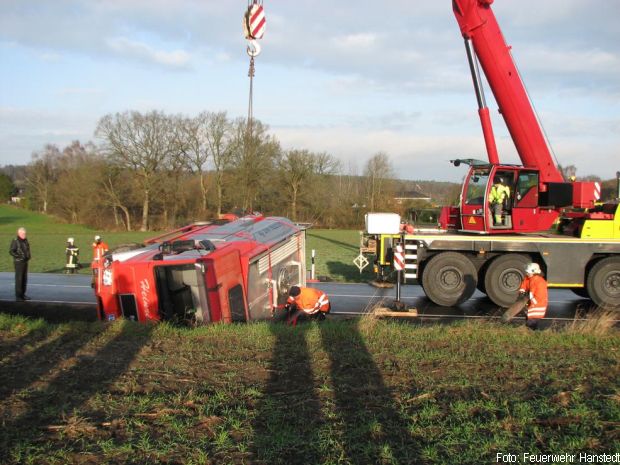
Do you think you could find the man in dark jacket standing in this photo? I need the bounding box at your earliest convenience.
[9,227,31,301]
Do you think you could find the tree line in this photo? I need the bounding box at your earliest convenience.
[9,110,404,231]
[6,110,614,232]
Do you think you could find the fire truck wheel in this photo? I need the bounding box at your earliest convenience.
[422,252,477,307]
[587,257,620,309]
[484,254,530,308]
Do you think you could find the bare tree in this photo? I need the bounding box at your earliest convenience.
[303,152,341,224]
[230,118,280,213]
[558,164,577,180]
[204,112,234,217]
[96,111,178,231]
[26,144,60,213]
[279,150,316,221]
[157,144,188,227]
[101,165,134,231]
[177,115,210,214]
[51,141,101,224]
[364,152,394,212]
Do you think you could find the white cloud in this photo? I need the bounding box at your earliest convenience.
[0,0,618,181]
[273,122,617,181]
[518,46,620,76]
[332,33,378,50]
[57,87,104,96]
[105,37,191,68]
[39,52,62,62]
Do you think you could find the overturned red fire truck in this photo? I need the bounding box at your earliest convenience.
[93,215,306,324]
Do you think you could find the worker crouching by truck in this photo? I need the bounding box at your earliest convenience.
[286,286,330,326]
[518,262,548,330]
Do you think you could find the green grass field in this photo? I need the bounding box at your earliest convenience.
[0,205,369,281]
[0,205,155,274]
[0,314,618,465]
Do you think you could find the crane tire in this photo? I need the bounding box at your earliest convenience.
[421,252,477,307]
[484,254,530,308]
[586,257,620,309]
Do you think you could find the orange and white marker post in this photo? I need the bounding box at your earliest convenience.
[393,242,405,307]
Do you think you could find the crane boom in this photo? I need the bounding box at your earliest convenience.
[452,0,563,184]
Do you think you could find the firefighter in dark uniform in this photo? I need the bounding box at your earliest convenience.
[9,227,31,301]
[65,237,80,274]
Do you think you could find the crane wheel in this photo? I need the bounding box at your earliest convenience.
[421,252,477,306]
[586,257,620,309]
[484,254,530,308]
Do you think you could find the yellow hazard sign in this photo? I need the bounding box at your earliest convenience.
[468,216,477,224]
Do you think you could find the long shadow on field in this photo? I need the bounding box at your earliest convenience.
[0,328,52,363]
[251,322,324,465]
[0,326,106,399]
[318,320,420,464]
[0,322,153,462]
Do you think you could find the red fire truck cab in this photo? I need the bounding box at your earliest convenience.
[94,215,306,324]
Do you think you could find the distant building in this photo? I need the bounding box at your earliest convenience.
[394,190,431,205]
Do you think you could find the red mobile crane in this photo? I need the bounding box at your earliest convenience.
[367,0,619,308]
[449,0,600,234]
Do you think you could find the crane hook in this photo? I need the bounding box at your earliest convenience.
[247,39,261,57]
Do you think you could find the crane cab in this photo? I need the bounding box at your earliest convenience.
[455,160,560,234]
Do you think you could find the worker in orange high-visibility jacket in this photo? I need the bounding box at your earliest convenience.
[92,235,109,262]
[518,262,548,330]
[286,285,330,326]
[91,235,109,289]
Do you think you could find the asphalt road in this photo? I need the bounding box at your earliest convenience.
[0,272,598,325]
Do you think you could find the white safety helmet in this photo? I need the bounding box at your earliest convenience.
[67,237,75,245]
[525,262,541,275]
[95,235,101,241]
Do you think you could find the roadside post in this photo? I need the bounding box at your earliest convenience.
[393,241,406,310]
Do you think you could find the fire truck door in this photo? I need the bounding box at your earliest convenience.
[206,250,248,323]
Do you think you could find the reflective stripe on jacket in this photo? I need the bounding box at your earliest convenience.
[92,242,109,261]
[287,287,330,315]
[519,275,548,319]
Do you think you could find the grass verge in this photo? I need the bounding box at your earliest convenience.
[1,313,618,465]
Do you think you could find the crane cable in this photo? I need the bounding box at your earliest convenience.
[243,0,265,134]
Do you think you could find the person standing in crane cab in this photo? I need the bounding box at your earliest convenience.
[518,262,548,330]
[286,285,330,326]
[489,175,511,225]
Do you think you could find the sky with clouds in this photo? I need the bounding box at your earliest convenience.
[1,0,618,181]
